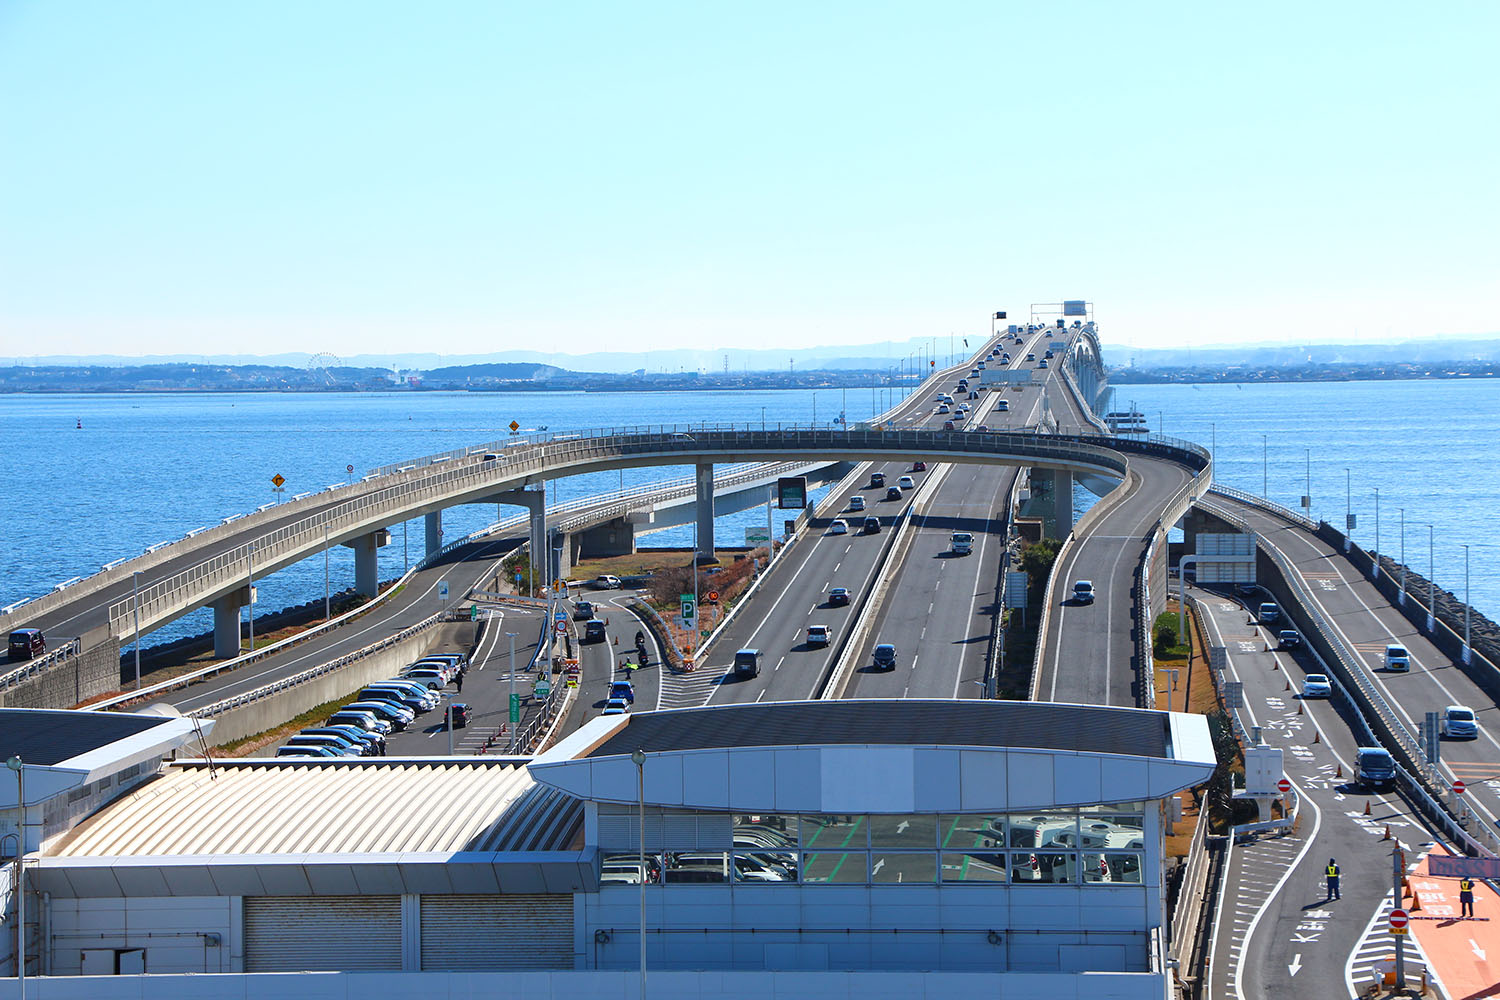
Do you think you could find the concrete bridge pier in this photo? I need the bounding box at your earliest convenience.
[695,463,716,562]
[211,586,253,659]
[1026,468,1075,539]
[424,512,443,559]
[481,487,547,587]
[344,529,391,598]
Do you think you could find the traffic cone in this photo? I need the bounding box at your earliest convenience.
[1273,660,1280,671]
[1383,825,1391,841]
[1401,876,1410,897]
[1285,679,1291,691]
[613,636,618,645]
[1298,703,1303,715]
[1364,800,1372,816]
[1335,764,1342,778]
[1410,892,1421,912]
[1313,731,1320,744]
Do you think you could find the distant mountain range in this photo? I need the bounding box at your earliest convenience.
[1105,337,1500,369]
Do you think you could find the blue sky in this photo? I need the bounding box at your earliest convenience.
[2,1,1495,359]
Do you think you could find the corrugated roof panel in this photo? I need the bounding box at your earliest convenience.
[49,760,578,859]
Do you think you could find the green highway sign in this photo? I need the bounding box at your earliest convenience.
[509,693,521,723]
[534,679,552,699]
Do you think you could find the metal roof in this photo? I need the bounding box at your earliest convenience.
[587,700,1170,759]
[0,709,170,766]
[50,759,583,858]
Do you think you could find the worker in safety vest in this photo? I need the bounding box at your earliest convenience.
[1325,859,1341,900]
[1460,877,1475,918]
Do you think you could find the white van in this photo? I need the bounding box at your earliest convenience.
[950,532,973,555]
[1384,644,1410,671]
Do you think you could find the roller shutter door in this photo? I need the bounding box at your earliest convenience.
[420,894,573,970]
[244,896,401,972]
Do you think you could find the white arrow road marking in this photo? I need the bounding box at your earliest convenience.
[1472,939,1486,961]
[872,859,885,875]
[1288,954,1302,977]
[897,820,909,834]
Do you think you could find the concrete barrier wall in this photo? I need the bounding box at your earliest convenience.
[204,629,442,748]
[0,631,120,710]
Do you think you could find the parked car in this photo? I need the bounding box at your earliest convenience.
[7,628,44,660]
[343,700,412,729]
[1072,580,1095,604]
[1301,674,1332,698]
[828,587,851,606]
[807,625,831,647]
[1440,705,1478,738]
[594,575,621,590]
[399,668,448,690]
[285,734,361,757]
[306,725,385,756]
[848,494,866,511]
[361,682,438,712]
[276,745,339,758]
[328,709,393,736]
[872,644,898,671]
[829,519,849,535]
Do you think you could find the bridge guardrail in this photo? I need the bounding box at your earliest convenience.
[1139,530,1161,710]
[0,638,81,695]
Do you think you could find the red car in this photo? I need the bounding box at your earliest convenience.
[943,420,956,431]
[912,461,927,472]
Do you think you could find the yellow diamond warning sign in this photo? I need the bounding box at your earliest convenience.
[271,474,285,488]
[509,420,520,432]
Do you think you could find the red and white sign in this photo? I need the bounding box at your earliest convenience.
[347,464,354,473]
[1277,778,1292,795]
[1389,909,1409,931]
[1453,779,1466,796]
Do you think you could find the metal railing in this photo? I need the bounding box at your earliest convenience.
[1139,531,1161,710]
[0,638,80,694]
[1208,483,1317,531]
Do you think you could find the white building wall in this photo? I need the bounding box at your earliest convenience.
[48,895,232,976]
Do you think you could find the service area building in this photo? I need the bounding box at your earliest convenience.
[4,699,1216,999]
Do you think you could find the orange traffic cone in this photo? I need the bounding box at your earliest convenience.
[1313,731,1320,744]
[1335,764,1342,778]
[1382,825,1391,840]
[1285,679,1291,691]
[1298,703,1304,715]
[1364,800,1372,816]
[1410,892,1422,912]
[1273,660,1280,671]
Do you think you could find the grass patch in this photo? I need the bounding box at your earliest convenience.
[212,687,365,757]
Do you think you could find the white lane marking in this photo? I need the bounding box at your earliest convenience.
[1233,772,1323,1000]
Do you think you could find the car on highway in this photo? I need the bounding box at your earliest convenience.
[828,587,851,606]
[1278,629,1301,649]
[884,486,902,501]
[585,619,608,643]
[848,494,866,511]
[7,628,44,661]
[937,403,951,413]
[1353,747,1396,790]
[828,519,849,535]
[807,625,831,647]
[1257,602,1280,624]
[1384,644,1410,671]
[872,643,898,671]
[610,680,635,704]
[1044,350,1053,359]
[733,649,761,678]
[602,698,630,716]
[869,472,886,488]
[1301,674,1332,698]
[994,399,1009,412]
[593,574,622,590]
[912,461,926,471]
[975,425,990,433]
[898,475,915,490]
[943,420,956,431]
[1440,705,1478,738]
[574,600,595,620]
[977,361,986,370]
[1038,360,1048,369]
[1072,580,1095,604]
[1000,353,1010,363]
[950,531,973,555]
[1026,353,1035,361]
[863,516,881,534]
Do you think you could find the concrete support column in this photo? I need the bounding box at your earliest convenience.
[1057,469,1075,536]
[211,588,251,660]
[480,487,546,591]
[695,462,715,562]
[424,511,443,559]
[345,530,390,598]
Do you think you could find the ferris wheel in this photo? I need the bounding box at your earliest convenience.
[306,352,343,385]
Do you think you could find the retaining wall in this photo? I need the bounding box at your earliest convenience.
[0,630,120,709]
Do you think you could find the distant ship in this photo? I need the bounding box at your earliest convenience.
[1104,410,1149,436]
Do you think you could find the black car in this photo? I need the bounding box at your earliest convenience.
[870,472,886,488]
[8,628,44,660]
[884,486,902,501]
[574,600,595,620]
[447,703,471,728]
[862,516,881,534]
[584,619,607,643]
[829,587,851,606]
[872,644,897,671]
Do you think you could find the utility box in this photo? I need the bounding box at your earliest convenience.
[1241,744,1285,797]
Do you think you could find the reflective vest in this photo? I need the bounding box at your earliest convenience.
[1460,879,1474,894]
[1327,865,1340,878]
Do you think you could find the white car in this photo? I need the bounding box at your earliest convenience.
[1440,705,1478,738]
[807,625,831,647]
[1301,674,1332,698]
[829,519,849,535]
[594,574,622,590]
[602,698,630,716]
[898,475,915,490]
[848,495,866,511]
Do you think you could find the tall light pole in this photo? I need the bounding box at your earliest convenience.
[246,543,255,654]
[7,754,24,1000]
[1344,469,1352,553]
[506,632,519,753]
[1372,488,1381,579]
[1398,509,1406,604]
[1428,525,1436,632]
[1304,448,1312,520]
[1262,434,1268,498]
[132,570,142,688]
[632,747,647,998]
[324,524,331,620]
[1463,544,1471,662]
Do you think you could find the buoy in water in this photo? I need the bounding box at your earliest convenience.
[76,418,82,429]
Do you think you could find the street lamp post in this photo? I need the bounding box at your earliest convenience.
[507,632,519,753]
[324,524,331,621]
[1427,525,1436,632]
[7,754,25,1000]
[1344,469,1352,553]
[632,747,647,999]
[1304,448,1312,519]
[1372,488,1381,579]
[1463,544,1471,663]
[1262,434,1268,498]
[247,543,255,653]
[132,570,142,688]
[1398,509,1406,605]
